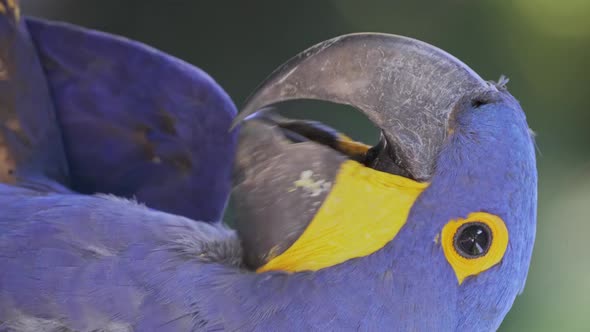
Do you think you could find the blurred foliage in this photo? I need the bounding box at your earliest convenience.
[22,0,590,330]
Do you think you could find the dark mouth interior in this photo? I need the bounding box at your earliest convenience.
[253,111,413,181]
[279,118,415,180]
[254,111,370,161]
[278,119,368,161]
[248,99,415,180]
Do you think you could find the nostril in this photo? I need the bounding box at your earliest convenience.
[469,90,503,109]
[471,99,487,108]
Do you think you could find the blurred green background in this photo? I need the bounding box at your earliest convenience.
[22,0,590,330]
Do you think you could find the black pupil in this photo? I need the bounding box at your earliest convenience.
[454,223,491,258]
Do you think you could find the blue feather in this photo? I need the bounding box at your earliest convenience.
[0,8,69,187]
[26,17,237,222]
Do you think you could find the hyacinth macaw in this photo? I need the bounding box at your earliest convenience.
[0,2,537,331]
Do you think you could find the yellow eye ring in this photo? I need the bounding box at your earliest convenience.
[441,212,509,284]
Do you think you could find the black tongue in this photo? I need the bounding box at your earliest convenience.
[253,112,370,162]
[263,113,413,179]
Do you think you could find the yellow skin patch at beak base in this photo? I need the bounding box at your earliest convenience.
[257,160,428,273]
[441,212,509,284]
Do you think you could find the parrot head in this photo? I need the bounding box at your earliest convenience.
[232,34,537,329]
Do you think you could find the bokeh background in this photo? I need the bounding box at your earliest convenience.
[21,0,590,330]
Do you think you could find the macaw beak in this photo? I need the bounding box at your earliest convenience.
[232,33,490,181]
[232,33,492,269]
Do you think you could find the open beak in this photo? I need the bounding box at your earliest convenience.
[232,33,493,269]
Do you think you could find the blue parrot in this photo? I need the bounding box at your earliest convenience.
[0,2,537,331]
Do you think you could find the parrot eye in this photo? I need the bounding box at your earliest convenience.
[453,222,491,258]
[441,212,509,284]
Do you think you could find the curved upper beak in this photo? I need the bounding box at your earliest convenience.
[232,33,491,181]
